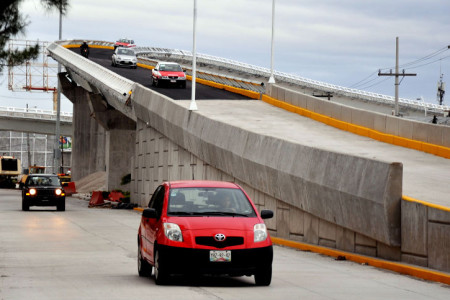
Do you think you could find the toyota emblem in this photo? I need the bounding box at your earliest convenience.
[214,233,226,242]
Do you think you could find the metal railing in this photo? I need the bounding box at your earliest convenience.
[134,46,450,113]
[0,106,72,122]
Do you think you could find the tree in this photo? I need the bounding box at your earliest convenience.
[0,0,69,72]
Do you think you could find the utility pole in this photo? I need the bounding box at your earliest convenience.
[53,3,63,174]
[378,37,416,116]
[437,74,445,106]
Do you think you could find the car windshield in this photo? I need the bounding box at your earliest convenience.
[167,187,256,217]
[118,49,135,56]
[159,64,182,72]
[27,176,60,186]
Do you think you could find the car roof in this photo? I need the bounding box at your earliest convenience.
[167,180,240,189]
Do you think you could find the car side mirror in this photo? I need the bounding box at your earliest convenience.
[142,208,158,219]
[260,210,274,219]
[153,68,158,71]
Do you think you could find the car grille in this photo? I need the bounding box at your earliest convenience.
[35,189,56,197]
[195,236,244,248]
[168,76,178,79]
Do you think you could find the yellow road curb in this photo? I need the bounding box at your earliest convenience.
[271,237,450,285]
[261,94,450,160]
[402,195,450,212]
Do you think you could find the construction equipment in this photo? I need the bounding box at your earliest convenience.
[19,165,46,188]
[0,156,21,188]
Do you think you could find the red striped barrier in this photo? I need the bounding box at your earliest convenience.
[89,191,105,206]
[62,182,76,196]
[108,191,124,202]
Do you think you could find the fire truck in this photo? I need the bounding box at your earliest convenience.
[0,156,21,188]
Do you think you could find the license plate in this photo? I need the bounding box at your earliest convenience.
[170,80,176,83]
[210,250,231,262]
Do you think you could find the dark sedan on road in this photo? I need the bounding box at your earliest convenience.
[21,174,66,211]
[137,180,274,285]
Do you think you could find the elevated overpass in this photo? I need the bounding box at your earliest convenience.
[0,106,72,136]
[48,40,450,276]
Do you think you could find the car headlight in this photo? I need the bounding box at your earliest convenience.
[132,58,137,62]
[164,223,183,242]
[55,188,62,196]
[28,188,37,196]
[254,223,268,242]
[117,56,122,60]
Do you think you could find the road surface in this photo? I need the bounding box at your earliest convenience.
[0,189,448,300]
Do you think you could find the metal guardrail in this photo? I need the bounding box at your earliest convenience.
[134,46,450,114]
[0,106,72,122]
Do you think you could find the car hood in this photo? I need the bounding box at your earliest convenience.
[115,54,136,59]
[169,217,259,231]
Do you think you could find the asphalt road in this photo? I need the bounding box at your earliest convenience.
[1,189,448,300]
[71,47,250,101]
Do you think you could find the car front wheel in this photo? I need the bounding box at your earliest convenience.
[254,265,272,286]
[22,199,29,211]
[57,201,65,211]
[154,249,168,285]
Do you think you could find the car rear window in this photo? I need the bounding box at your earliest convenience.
[159,64,182,72]
[167,187,256,217]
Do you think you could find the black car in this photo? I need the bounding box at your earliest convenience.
[22,174,66,211]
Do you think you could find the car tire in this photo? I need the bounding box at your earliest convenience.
[154,249,168,285]
[22,199,29,211]
[138,244,152,277]
[254,265,272,286]
[57,201,65,211]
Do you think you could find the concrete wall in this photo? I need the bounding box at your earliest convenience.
[131,118,404,267]
[268,85,450,148]
[402,200,450,272]
[130,83,402,248]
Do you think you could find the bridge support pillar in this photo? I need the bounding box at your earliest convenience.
[59,73,106,182]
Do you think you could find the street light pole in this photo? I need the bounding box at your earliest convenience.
[53,4,62,174]
[189,0,198,111]
[268,0,276,84]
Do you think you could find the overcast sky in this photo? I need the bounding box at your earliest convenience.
[1,0,449,112]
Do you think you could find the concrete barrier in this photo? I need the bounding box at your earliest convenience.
[130,83,402,246]
[267,84,450,151]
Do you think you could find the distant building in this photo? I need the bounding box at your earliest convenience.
[0,131,71,174]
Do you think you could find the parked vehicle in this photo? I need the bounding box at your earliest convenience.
[0,156,21,188]
[151,62,186,88]
[137,180,274,285]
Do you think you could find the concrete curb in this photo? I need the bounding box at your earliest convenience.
[271,237,450,285]
[261,94,450,159]
[403,195,450,212]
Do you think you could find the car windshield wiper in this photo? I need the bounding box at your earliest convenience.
[168,211,196,216]
[194,211,249,217]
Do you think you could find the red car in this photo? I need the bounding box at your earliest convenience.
[114,38,136,50]
[151,62,186,88]
[137,180,274,285]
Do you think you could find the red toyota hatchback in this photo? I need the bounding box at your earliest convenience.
[137,180,274,285]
